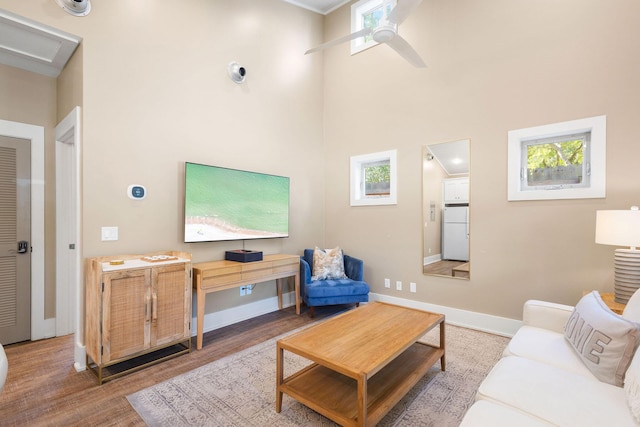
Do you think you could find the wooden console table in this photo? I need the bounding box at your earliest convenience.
[192,254,300,350]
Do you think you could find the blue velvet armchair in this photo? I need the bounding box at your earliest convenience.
[300,248,370,317]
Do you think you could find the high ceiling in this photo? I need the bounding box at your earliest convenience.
[283,0,350,15]
[0,1,346,79]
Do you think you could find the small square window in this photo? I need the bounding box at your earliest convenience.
[350,0,397,55]
[351,150,397,206]
[508,115,606,201]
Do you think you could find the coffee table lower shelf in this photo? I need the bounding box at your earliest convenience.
[279,341,444,427]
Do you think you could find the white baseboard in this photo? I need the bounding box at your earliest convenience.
[193,291,298,337]
[193,290,521,338]
[370,293,522,337]
[423,254,442,265]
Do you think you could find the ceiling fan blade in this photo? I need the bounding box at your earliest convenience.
[305,28,372,55]
[387,0,423,26]
[385,34,427,68]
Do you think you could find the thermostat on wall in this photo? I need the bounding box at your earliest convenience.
[127,184,147,200]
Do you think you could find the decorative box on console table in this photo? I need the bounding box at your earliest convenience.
[225,249,263,263]
[85,251,192,384]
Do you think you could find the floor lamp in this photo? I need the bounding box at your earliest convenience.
[595,206,640,304]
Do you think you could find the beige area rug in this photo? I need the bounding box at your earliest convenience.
[127,324,509,426]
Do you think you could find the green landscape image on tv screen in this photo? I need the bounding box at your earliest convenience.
[184,162,290,242]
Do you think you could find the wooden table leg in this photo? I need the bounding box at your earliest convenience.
[294,272,300,315]
[440,319,446,371]
[276,343,284,412]
[276,278,283,310]
[196,280,205,350]
[357,375,367,426]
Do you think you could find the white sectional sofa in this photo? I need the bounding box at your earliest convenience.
[461,290,640,426]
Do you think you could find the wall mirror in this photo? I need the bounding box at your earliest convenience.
[422,139,470,280]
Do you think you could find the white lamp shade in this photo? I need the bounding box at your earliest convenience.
[595,209,640,248]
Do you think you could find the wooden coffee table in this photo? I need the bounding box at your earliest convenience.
[276,302,445,426]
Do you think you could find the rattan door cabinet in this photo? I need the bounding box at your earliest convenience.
[85,251,192,383]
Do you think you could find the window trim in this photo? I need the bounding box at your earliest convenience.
[350,0,397,55]
[350,149,397,206]
[507,115,606,201]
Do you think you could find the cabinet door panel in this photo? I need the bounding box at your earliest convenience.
[103,269,151,362]
[151,263,190,346]
[444,179,469,204]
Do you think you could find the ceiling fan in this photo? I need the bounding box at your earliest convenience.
[305,0,426,68]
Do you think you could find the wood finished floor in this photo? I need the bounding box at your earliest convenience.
[0,305,347,427]
[423,260,469,278]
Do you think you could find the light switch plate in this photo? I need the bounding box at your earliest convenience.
[101,226,118,241]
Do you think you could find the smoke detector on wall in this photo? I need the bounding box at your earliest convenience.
[55,0,91,17]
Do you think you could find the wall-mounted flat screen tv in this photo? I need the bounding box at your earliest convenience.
[184,162,290,243]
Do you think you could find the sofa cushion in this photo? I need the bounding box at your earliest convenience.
[460,401,554,427]
[625,344,640,423]
[522,299,574,333]
[477,356,635,427]
[564,291,640,386]
[623,288,640,323]
[305,278,369,298]
[504,325,596,380]
[311,246,347,280]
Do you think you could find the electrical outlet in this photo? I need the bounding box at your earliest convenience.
[384,278,391,288]
[410,282,417,293]
[246,285,252,295]
[396,281,402,291]
[240,286,246,296]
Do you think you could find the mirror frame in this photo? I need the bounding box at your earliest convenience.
[422,139,470,280]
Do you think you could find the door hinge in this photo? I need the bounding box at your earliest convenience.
[101,345,103,356]
[101,282,104,292]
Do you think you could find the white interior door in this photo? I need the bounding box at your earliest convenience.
[0,119,50,343]
[55,107,84,371]
[0,136,31,344]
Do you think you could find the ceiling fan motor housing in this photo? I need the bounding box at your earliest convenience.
[373,26,396,43]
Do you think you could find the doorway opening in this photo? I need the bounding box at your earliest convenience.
[55,106,84,371]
